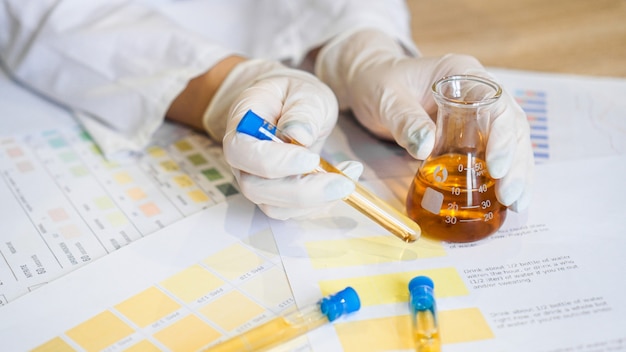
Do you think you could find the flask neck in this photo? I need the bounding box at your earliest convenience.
[430,104,489,158]
[428,75,502,159]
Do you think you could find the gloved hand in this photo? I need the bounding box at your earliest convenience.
[203,59,363,219]
[315,29,533,212]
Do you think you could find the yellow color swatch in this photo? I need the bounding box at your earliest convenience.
[319,267,467,307]
[103,159,119,169]
[124,339,161,352]
[305,236,445,268]
[160,160,179,172]
[199,290,266,331]
[146,146,166,158]
[70,165,89,177]
[203,244,264,280]
[32,337,75,352]
[238,267,292,309]
[334,308,493,352]
[174,139,194,152]
[153,314,221,351]
[160,265,224,303]
[106,211,128,226]
[188,189,210,203]
[65,310,134,351]
[113,172,133,185]
[94,196,115,210]
[173,174,194,188]
[114,287,181,327]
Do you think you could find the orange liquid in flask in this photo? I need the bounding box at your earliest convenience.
[406,153,506,242]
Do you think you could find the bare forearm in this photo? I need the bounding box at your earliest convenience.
[166,55,247,130]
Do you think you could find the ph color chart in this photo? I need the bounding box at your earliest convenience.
[32,241,293,352]
[0,196,301,351]
[0,123,238,305]
[514,89,550,163]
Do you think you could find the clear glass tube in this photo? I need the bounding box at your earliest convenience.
[409,276,441,352]
[237,110,421,243]
[204,287,360,352]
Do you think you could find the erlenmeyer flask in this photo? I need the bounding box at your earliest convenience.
[406,75,507,243]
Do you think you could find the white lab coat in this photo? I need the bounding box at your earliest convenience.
[0,0,416,157]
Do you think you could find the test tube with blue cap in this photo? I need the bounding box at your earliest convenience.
[204,286,360,351]
[236,110,421,243]
[408,276,441,352]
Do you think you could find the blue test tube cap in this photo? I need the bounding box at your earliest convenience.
[320,286,361,322]
[236,110,276,141]
[408,276,435,311]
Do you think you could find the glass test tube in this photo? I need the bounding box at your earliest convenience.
[408,276,441,352]
[236,110,421,243]
[204,287,360,352]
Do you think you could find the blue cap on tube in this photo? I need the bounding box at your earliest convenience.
[408,276,435,311]
[319,287,361,322]
[236,110,277,141]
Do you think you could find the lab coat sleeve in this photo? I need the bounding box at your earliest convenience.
[301,0,418,63]
[0,0,235,158]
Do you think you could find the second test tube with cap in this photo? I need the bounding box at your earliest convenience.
[236,110,421,243]
[409,276,441,352]
[204,287,360,352]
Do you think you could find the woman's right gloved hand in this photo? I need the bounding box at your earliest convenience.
[316,29,533,212]
[203,59,363,220]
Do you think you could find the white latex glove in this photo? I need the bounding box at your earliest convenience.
[203,59,363,220]
[316,29,533,212]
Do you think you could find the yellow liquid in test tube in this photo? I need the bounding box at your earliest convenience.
[413,310,441,352]
[237,110,421,243]
[409,276,440,352]
[205,316,317,352]
[205,287,360,352]
[318,159,421,243]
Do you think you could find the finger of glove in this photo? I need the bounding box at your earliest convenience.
[486,94,523,179]
[228,70,338,152]
[235,170,355,211]
[377,91,436,160]
[253,161,361,220]
[224,132,320,179]
[495,130,534,209]
[334,160,364,181]
[509,180,533,213]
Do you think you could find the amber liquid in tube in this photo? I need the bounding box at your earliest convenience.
[236,110,420,243]
[205,316,314,352]
[413,310,441,352]
[318,159,420,243]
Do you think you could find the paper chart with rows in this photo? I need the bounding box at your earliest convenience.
[0,195,301,352]
[0,122,238,305]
